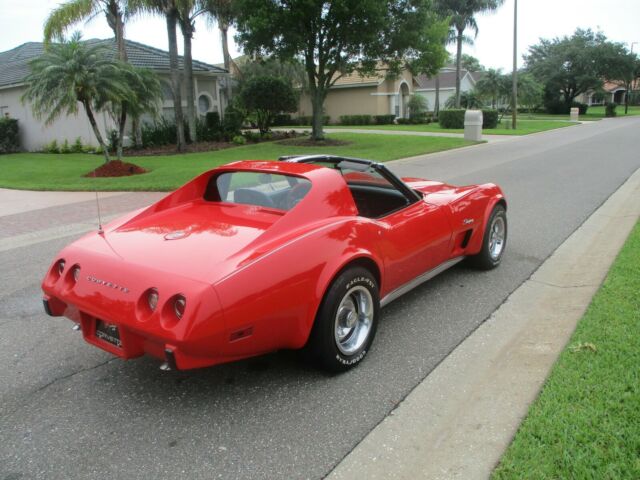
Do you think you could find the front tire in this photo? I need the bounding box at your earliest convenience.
[305,267,380,372]
[468,204,507,270]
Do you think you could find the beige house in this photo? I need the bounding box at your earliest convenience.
[576,79,640,106]
[296,66,481,123]
[0,39,229,151]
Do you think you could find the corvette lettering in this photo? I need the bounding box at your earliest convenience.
[86,275,130,293]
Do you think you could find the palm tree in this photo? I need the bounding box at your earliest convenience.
[23,34,135,163]
[435,0,504,108]
[45,0,134,157]
[129,0,186,151]
[202,0,235,112]
[475,68,503,108]
[176,0,209,142]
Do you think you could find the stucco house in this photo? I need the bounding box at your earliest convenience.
[0,39,229,151]
[296,66,481,122]
[576,79,640,106]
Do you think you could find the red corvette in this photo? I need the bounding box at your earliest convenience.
[42,155,507,371]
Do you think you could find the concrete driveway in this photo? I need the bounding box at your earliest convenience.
[1,117,639,480]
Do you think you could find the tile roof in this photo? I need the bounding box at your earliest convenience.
[0,38,227,88]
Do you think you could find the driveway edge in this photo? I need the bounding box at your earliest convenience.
[327,166,640,480]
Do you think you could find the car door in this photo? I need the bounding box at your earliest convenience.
[376,198,452,295]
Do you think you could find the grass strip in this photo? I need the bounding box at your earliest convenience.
[0,133,474,191]
[493,220,640,479]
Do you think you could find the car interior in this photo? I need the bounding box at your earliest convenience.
[204,161,417,219]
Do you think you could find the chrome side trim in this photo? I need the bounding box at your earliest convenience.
[380,256,465,307]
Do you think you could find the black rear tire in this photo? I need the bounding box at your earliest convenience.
[304,266,379,372]
[467,204,507,270]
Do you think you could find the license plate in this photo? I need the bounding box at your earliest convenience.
[95,319,122,348]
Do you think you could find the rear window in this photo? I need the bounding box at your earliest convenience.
[205,172,311,211]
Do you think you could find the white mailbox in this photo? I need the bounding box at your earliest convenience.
[570,107,579,122]
[464,110,483,141]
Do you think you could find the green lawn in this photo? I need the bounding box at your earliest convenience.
[527,105,640,121]
[0,133,474,191]
[493,221,640,479]
[308,119,578,136]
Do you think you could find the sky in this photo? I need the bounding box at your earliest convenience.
[1,0,639,72]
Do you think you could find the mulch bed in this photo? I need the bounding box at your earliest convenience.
[122,141,235,156]
[84,160,148,178]
[276,137,352,147]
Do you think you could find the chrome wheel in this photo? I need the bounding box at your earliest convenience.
[334,286,374,355]
[489,216,506,260]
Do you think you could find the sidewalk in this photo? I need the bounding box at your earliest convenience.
[328,166,640,479]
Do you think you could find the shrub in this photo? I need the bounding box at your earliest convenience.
[71,137,84,153]
[438,109,498,129]
[339,115,373,125]
[232,135,247,145]
[60,139,72,154]
[205,111,221,132]
[438,109,466,129]
[222,106,246,137]
[294,115,330,126]
[243,131,261,143]
[141,117,177,147]
[374,115,396,125]
[407,95,428,120]
[605,103,617,117]
[44,139,60,154]
[272,114,292,126]
[571,101,588,115]
[0,117,20,153]
[238,75,298,133]
[482,109,499,129]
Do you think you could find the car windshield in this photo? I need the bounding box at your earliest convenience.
[206,172,312,211]
[312,161,396,189]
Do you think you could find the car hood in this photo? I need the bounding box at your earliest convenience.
[72,200,288,284]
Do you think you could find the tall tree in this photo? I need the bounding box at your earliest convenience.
[461,53,483,72]
[235,0,447,140]
[525,29,633,113]
[44,0,131,158]
[129,0,186,151]
[176,0,206,142]
[475,68,504,108]
[23,34,135,163]
[202,0,236,113]
[435,0,504,108]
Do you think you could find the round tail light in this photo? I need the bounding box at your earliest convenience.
[174,296,186,319]
[72,266,81,282]
[57,260,66,275]
[147,289,159,311]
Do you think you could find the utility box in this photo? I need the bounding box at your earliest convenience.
[464,110,483,141]
[570,107,579,122]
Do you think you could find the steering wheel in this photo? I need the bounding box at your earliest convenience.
[285,183,311,209]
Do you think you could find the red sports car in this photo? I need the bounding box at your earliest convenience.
[42,155,507,372]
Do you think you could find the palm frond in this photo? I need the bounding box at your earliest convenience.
[43,0,101,44]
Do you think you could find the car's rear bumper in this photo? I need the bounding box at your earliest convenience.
[43,294,227,370]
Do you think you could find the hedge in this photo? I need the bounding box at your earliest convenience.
[294,115,331,126]
[374,114,396,125]
[0,117,19,153]
[339,114,373,125]
[439,109,498,129]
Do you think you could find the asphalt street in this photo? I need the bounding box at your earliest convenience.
[1,117,639,480]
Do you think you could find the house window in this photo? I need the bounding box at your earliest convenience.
[198,94,212,114]
[161,81,173,101]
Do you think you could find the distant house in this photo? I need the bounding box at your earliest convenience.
[576,79,640,106]
[414,67,482,109]
[0,39,229,151]
[295,65,481,123]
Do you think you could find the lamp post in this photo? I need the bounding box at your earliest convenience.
[512,0,518,130]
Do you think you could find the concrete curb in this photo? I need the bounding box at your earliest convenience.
[327,166,640,480]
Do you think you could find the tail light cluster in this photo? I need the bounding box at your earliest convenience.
[140,288,187,326]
